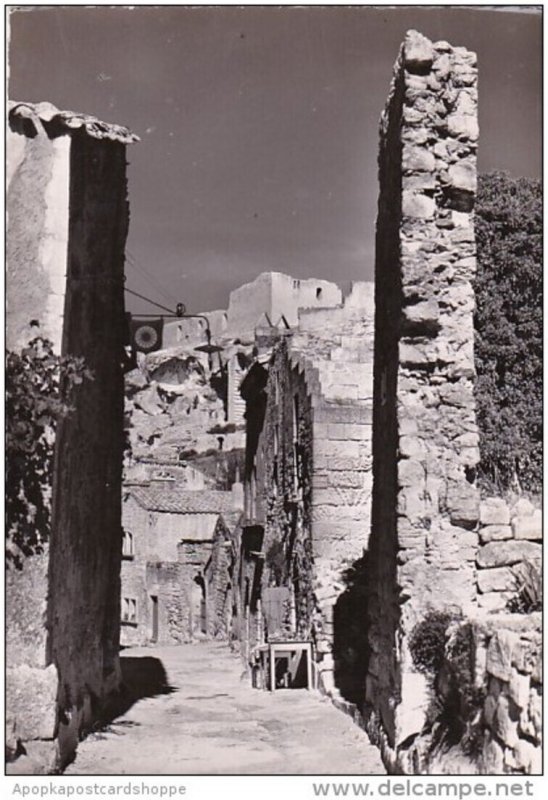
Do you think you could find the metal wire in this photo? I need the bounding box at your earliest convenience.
[124,286,175,315]
[125,249,174,306]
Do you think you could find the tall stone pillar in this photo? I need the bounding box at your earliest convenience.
[6,101,137,771]
[367,31,480,758]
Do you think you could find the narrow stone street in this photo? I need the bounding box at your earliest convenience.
[65,642,385,775]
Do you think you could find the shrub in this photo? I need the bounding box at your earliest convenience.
[474,172,542,494]
[506,560,542,613]
[408,611,456,675]
[6,334,92,567]
[412,617,485,757]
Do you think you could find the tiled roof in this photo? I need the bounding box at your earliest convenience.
[128,485,236,515]
[8,101,139,144]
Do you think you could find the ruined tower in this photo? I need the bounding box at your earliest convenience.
[366,31,480,763]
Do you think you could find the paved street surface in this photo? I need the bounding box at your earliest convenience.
[66,642,385,775]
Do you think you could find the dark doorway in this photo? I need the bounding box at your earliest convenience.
[150,595,159,643]
[192,575,207,634]
[273,649,309,689]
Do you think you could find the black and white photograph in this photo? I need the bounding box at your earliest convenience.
[4,1,543,785]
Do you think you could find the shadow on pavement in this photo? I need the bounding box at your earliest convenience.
[98,655,176,728]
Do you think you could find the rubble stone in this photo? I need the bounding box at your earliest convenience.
[512,509,542,541]
[480,498,510,526]
[479,524,513,543]
[486,630,518,681]
[404,30,434,74]
[493,695,519,749]
[477,567,514,594]
[477,541,541,569]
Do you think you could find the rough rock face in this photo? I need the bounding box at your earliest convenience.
[366,30,480,757]
[125,348,244,462]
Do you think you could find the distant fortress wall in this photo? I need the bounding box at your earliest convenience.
[226,271,342,339]
[163,271,343,348]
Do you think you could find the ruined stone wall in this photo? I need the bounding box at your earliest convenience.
[6,122,70,352]
[269,272,342,329]
[479,616,542,775]
[399,613,543,776]
[226,271,342,338]
[6,103,134,773]
[236,283,375,695]
[46,128,130,765]
[256,342,316,635]
[367,31,480,758]
[477,497,542,612]
[227,272,273,340]
[290,288,375,697]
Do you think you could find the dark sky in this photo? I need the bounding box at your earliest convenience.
[8,5,542,315]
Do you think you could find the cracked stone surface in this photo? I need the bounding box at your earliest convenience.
[65,642,385,775]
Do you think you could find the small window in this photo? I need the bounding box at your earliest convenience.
[122,531,134,559]
[316,287,322,300]
[122,597,137,625]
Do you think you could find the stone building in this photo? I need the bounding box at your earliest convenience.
[236,283,375,696]
[6,101,137,771]
[121,484,242,645]
[163,309,228,350]
[226,271,343,340]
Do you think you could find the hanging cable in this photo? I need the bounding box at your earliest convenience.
[124,286,176,315]
[125,254,173,307]
[125,249,175,306]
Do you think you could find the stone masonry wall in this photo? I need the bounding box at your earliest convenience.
[480,615,542,774]
[146,562,190,644]
[401,613,542,775]
[290,284,375,697]
[367,31,480,760]
[238,283,375,697]
[477,496,542,612]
